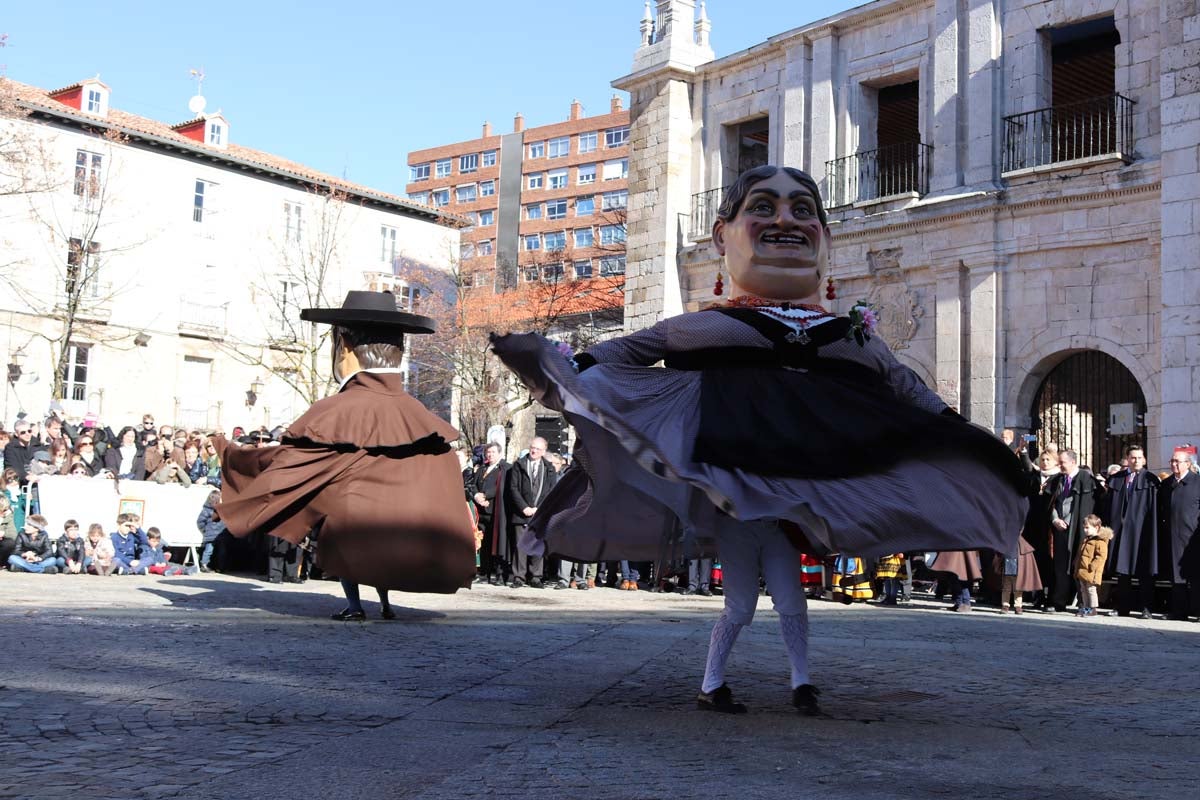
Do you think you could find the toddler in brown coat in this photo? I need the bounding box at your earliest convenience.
[1074,514,1112,618]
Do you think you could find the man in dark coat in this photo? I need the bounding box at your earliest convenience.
[3,422,38,483]
[1103,444,1160,618]
[472,442,510,585]
[1160,449,1200,620]
[1047,448,1098,611]
[216,291,476,619]
[506,436,558,587]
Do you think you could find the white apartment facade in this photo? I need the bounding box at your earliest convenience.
[616,0,1198,469]
[0,77,461,431]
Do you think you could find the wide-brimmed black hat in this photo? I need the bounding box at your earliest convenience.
[300,291,436,333]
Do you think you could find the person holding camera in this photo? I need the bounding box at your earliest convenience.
[153,460,192,487]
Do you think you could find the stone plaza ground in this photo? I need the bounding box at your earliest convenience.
[1,572,1197,800]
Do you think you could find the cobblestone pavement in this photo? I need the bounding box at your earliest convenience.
[1,572,1197,799]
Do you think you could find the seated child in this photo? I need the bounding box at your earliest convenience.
[110,513,148,574]
[141,527,185,576]
[8,514,63,574]
[56,519,87,574]
[85,523,115,576]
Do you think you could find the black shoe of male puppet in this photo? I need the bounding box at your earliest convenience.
[697,684,747,714]
[331,608,366,621]
[792,684,821,716]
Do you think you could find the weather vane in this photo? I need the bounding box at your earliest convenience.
[188,67,207,116]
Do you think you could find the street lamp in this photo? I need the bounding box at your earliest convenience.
[6,348,24,385]
[246,376,264,407]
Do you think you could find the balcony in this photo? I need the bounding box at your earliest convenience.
[178,301,228,338]
[55,280,113,322]
[826,141,932,209]
[689,186,725,241]
[1002,94,1135,174]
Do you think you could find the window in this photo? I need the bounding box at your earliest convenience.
[602,159,628,181]
[529,140,545,158]
[432,188,450,207]
[410,163,430,182]
[574,228,594,248]
[456,184,477,203]
[527,173,544,190]
[408,191,429,205]
[482,150,497,167]
[460,153,479,173]
[193,180,216,223]
[480,180,495,197]
[573,259,593,279]
[463,211,479,227]
[546,199,567,220]
[479,209,495,226]
[548,169,568,190]
[435,159,452,178]
[544,231,567,251]
[526,204,542,220]
[478,239,494,255]
[284,202,303,242]
[577,164,596,184]
[602,189,628,211]
[461,241,476,259]
[600,255,626,276]
[600,224,626,245]
[578,131,598,153]
[470,272,491,289]
[575,195,595,216]
[605,126,630,148]
[73,150,102,199]
[62,344,90,402]
[395,282,420,311]
[86,89,103,113]
[380,225,398,263]
[207,122,224,147]
[66,238,101,299]
[523,266,540,282]
[548,136,570,158]
[524,233,541,251]
[542,262,565,281]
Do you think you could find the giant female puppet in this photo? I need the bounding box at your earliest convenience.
[492,165,1028,715]
[217,291,477,618]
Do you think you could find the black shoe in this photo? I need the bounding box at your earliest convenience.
[42,566,59,575]
[684,587,699,595]
[553,580,570,590]
[268,577,283,584]
[697,684,747,714]
[792,684,821,716]
[380,607,396,620]
[472,575,487,584]
[488,575,501,586]
[699,588,713,597]
[1139,608,1153,620]
[330,608,366,621]
[283,577,304,584]
[511,578,525,589]
[529,578,543,589]
[199,565,212,573]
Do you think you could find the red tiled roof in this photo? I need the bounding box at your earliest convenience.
[462,277,625,329]
[3,77,464,228]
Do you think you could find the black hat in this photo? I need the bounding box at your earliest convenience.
[300,291,436,334]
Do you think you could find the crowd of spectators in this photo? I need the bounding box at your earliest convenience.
[4,405,1199,628]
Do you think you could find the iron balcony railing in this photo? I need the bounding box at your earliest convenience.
[1002,93,1135,173]
[826,141,932,208]
[178,301,228,337]
[689,186,725,241]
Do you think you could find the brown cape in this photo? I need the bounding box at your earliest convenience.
[215,372,476,593]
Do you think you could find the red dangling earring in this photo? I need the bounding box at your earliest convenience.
[713,270,724,296]
[825,276,837,301]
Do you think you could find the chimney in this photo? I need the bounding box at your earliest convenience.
[482,120,492,138]
[611,95,624,113]
[514,112,525,133]
[569,99,582,121]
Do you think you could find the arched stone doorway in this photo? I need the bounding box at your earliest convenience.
[1031,350,1147,472]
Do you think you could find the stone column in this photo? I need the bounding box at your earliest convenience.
[781,40,810,171]
[963,0,999,187]
[965,257,1004,430]
[933,260,966,411]
[1157,0,1200,460]
[808,29,838,194]
[929,0,963,192]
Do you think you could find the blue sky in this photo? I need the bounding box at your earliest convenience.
[2,1,861,195]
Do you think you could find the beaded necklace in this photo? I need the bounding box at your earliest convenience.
[720,295,834,344]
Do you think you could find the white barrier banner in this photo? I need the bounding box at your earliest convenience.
[33,476,212,547]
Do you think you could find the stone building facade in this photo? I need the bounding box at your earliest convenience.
[616,0,1199,468]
